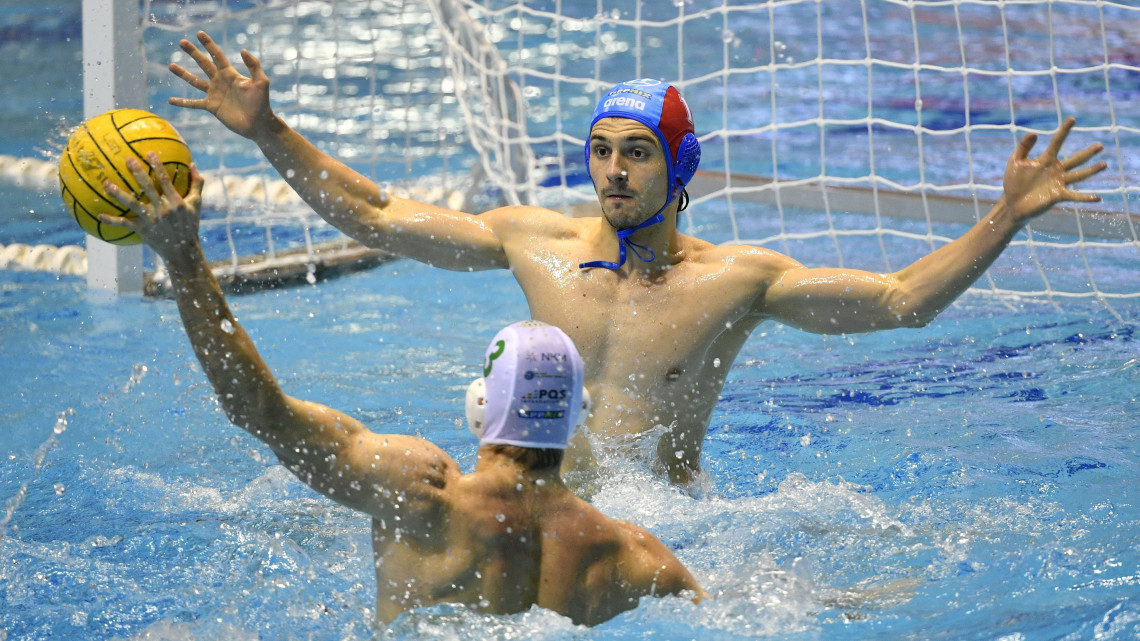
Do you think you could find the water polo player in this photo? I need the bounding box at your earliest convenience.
[170,30,1106,483]
[100,155,704,624]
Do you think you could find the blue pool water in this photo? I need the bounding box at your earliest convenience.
[3,257,1138,640]
[3,2,1139,640]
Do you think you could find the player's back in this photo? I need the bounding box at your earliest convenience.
[370,469,696,626]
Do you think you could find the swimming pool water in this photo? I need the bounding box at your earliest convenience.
[3,1,1139,639]
[3,258,1137,640]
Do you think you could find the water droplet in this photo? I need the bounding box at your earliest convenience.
[319,169,330,180]
[285,169,296,179]
[123,364,149,392]
[675,450,684,459]
[54,483,66,495]
[219,318,235,334]
[722,29,735,43]
[800,434,811,447]
[496,513,506,522]
[713,358,721,368]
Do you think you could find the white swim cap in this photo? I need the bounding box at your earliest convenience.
[464,321,588,449]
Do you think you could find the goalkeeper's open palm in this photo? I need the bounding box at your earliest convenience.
[1002,117,1106,225]
[168,30,275,140]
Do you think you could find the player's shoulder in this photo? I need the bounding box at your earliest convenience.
[684,236,802,273]
[540,493,620,545]
[481,205,575,226]
[481,205,596,242]
[611,518,654,548]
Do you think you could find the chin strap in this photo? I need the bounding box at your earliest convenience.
[578,212,665,270]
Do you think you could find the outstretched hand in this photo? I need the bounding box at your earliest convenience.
[100,153,205,266]
[168,30,275,139]
[1002,117,1106,225]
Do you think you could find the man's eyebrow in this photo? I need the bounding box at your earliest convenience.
[625,133,658,144]
[590,132,660,146]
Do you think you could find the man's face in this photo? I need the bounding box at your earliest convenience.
[587,118,670,229]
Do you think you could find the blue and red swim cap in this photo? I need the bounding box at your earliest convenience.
[579,79,702,270]
[585,79,701,199]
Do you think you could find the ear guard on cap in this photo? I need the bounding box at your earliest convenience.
[674,132,701,188]
[465,377,489,440]
[465,377,592,443]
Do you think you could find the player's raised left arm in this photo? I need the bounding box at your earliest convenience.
[761,117,1106,333]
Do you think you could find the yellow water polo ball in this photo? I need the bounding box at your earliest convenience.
[58,109,193,246]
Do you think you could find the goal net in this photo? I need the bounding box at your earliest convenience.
[126,0,1140,309]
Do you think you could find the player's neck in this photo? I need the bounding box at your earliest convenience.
[474,447,566,487]
[629,222,684,275]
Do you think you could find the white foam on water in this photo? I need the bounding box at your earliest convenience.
[119,618,260,641]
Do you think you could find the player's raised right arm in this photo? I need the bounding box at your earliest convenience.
[169,30,508,271]
[102,153,461,527]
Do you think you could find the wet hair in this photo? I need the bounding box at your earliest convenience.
[677,187,690,212]
[486,444,564,471]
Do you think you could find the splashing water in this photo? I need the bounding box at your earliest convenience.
[0,410,72,541]
[2,257,1137,640]
[3,361,154,542]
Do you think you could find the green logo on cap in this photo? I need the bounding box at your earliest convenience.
[484,340,505,377]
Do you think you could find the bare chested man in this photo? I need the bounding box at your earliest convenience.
[100,156,703,625]
[169,31,1106,483]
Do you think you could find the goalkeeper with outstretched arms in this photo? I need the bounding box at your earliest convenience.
[168,30,1106,485]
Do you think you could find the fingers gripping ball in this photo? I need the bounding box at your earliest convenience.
[58,109,193,245]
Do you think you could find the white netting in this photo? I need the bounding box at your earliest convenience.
[138,0,479,273]
[426,0,1140,310]
[19,0,1135,308]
